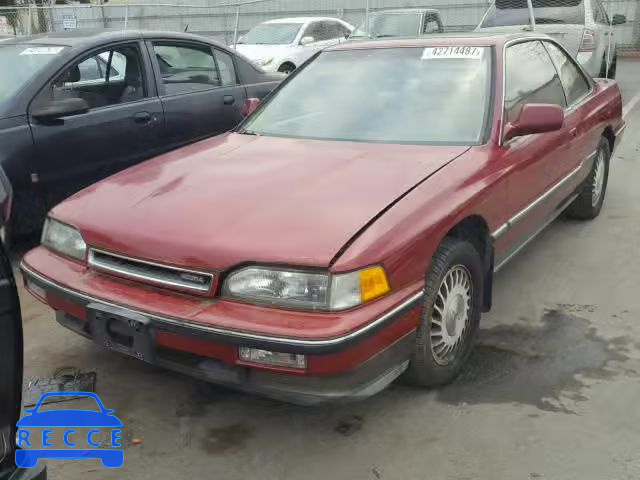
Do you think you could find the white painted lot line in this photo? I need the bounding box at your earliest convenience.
[623,89,640,119]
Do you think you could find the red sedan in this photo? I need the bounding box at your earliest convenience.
[21,33,624,404]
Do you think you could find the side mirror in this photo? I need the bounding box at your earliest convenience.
[612,14,626,25]
[242,97,261,117]
[503,104,564,142]
[300,36,315,46]
[31,97,90,121]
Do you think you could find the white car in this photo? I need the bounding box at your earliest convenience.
[233,17,354,74]
[476,0,625,78]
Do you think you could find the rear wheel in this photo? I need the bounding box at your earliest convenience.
[599,52,617,79]
[565,137,610,219]
[405,238,483,387]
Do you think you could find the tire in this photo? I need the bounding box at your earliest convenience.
[599,55,607,78]
[405,238,483,387]
[608,54,617,79]
[565,137,610,220]
[599,53,617,79]
[278,62,295,74]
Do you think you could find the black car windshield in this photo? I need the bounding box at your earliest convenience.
[351,13,422,38]
[0,44,66,105]
[481,0,585,26]
[242,46,492,145]
[238,23,303,45]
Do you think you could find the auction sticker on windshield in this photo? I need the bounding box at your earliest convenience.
[20,46,65,56]
[422,46,484,60]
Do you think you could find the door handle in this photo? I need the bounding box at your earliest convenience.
[569,127,578,138]
[223,95,235,105]
[133,112,152,124]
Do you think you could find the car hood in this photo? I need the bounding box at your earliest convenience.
[52,134,469,270]
[233,43,293,61]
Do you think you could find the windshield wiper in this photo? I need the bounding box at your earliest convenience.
[237,129,260,136]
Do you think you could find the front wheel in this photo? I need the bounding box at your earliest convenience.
[278,62,295,74]
[405,238,483,387]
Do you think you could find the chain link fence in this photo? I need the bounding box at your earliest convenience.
[0,0,637,50]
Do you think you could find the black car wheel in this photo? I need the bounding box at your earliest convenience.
[405,238,483,387]
[599,52,617,79]
[278,62,296,74]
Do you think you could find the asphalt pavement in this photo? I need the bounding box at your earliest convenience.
[16,59,640,480]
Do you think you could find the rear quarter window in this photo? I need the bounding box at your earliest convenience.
[481,0,586,26]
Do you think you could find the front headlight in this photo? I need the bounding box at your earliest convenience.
[256,56,274,66]
[41,217,87,261]
[223,265,390,311]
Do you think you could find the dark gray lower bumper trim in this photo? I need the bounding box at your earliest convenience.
[57,310,414,405]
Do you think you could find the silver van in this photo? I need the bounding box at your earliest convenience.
[476,0,625,77]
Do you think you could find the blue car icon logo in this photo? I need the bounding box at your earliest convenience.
[16,391,124,468]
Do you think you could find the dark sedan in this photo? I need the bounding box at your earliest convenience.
[0,30,282,242]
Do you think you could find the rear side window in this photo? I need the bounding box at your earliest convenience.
[153,43,221,95]
[481,0,585,26]
[303,22,332,42]
[504,41,567,124]
[544,41,591,104]
[326,21,349,39]
[214,49,237,86]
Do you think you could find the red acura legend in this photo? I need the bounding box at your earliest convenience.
[22,33,624,404]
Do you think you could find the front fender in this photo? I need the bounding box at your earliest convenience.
[331,147,505,293]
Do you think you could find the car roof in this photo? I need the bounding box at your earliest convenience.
[331,32,550,51]
[263,17,343,24]
[1,29,226,49]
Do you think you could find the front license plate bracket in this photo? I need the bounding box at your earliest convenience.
[87,303,156,363]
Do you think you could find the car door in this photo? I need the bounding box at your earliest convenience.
[149,40,247,150]
[29,41,164,194]
[494,40,570,266]
[543,40,599,198]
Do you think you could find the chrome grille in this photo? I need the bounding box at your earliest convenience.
[88,249,214,294]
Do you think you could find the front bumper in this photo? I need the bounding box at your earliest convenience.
[21,258,423,404]
[57,308,414,405]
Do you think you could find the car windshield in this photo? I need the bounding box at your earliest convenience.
[238,23,303,45]
[351,13,422,38]
[0,44,65,105]
[480,0,585,26]
[242,46,492,145]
